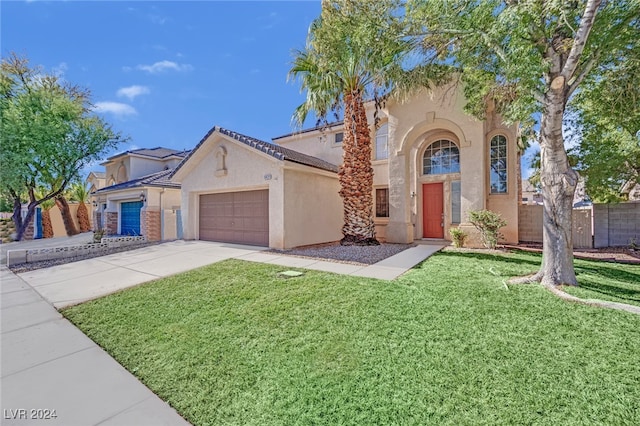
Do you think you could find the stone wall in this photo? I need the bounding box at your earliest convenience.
[519,202,640,248]
[6,236,147,266]
[593,202,640,248]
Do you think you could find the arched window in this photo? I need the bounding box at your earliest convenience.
[116,164,127,183]
[423,140,460,175]
[375,123,388,160]
[490,135,507,193]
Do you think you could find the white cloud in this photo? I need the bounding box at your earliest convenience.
[93,102,137,117]
[136,60,193,74]
[52,62,68,77]
[149,14,168,25]
[117,85,150,101]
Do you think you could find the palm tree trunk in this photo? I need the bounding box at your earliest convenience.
[77,202,91,232]
[339,89,379,246]
[42,209,53,238]
[55,196,79,236]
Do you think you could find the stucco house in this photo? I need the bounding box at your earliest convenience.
[91,147,189,240]
[171,85,520,249]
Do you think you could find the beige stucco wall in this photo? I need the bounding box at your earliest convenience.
[49,202,93,237]
[275,125,344,166]
[129,157,170,180]
[281,166,342,248]
[484,118,520,244]
[104,157,131,185]
[274,86,521,246]
[142,187,182,240]
[175,132,342,249]
[175,133,282,245]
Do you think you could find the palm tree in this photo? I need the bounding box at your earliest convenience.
[69,182,91,232]
[289,1,410,245]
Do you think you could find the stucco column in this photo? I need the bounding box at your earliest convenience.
[386,152,414,243]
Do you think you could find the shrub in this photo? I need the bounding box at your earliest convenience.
[93,229,105,243]
[468,209,506,249]
[449,227,467,248]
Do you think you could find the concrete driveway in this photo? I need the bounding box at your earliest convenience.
[16,240,266,309]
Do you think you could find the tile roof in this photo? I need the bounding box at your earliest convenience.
[171,126,339,178]
[272,121,344,141]
[106,147,191,162]
[94,169,180,194]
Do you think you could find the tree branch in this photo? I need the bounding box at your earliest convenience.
[562,0,602,79]
[567,53,599,97]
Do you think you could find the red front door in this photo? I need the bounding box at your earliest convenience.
[423,183,444,238]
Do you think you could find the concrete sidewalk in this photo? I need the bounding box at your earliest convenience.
[240,242,445,280]
[1,240,445,426]
[1,266,191,426]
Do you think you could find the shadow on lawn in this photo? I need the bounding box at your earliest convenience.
[575,263,640,284]
[573,278,640,304]
[433,251,640,303]
[434,249,542,268]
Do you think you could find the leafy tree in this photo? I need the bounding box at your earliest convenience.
[569,57,640,202]
[289,0,444,245]
[406,0,640,288]
[0,53,125,240]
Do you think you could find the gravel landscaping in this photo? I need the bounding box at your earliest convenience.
[267,242,416,265]
[7,241,162,273]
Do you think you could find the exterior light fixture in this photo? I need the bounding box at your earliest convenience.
[140,192,146,203]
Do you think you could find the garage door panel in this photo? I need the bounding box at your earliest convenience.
[199,190,269,246]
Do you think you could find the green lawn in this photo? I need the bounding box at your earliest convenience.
[63,251,640,426]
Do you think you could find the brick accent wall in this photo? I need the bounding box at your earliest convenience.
[22,215,35,240]
[141,208,161,241]
[94,212,102,231]
[105,212,118,235]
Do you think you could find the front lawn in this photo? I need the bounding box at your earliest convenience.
[63,251,640,425]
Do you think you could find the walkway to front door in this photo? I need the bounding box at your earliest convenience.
[422,183,443,238]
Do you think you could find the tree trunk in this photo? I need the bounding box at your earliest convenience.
[55,196,79,236]
[339,89,379,246]
[11,194,24,241]
[77,202,91,232]
[42,209,54,238]
[537,88,579,287]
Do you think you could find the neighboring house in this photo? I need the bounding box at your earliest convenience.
[171,85,520,248]
[91,147,189,240]
[522,178,542,204]
[86,171,106,195]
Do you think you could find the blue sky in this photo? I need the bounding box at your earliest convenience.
[3,0,536,178]
[2,0,322,173]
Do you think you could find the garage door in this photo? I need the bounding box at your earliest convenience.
[199,190,269,246]
[121,201,143,236]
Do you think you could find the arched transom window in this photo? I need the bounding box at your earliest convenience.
[423,140,460,175]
